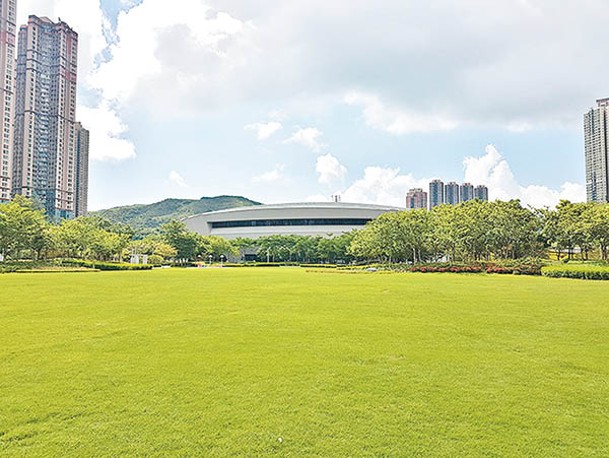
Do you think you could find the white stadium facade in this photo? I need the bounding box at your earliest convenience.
[183,202,399,239]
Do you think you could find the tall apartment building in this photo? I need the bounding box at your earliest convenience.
[405,188,427,210]
[584,98,609,202]
[428,179,444,209]
[12,15,78,219]
[0,0,16,202]
[75,122,88,216]
[444,181,460,205]
[475,185,489,201]
[460,182,474,202]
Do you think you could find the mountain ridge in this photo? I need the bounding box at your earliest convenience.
[91,195,262,236]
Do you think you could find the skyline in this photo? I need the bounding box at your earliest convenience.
[16,0,608,210]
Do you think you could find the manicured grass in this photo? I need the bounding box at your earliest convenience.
[1,268,608,456]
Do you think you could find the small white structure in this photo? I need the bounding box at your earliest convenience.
[130,254,149,264]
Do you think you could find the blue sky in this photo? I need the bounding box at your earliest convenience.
[19,0,605,209]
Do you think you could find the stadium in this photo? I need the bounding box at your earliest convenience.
[183,202,399,239]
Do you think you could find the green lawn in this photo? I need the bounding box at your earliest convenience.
[1,268,608,456]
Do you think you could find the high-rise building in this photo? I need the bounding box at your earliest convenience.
[12,15,78,219]
[0,0,16,202]
[475,185,489,201]
[584,98,609,202]
[460,182,474,202]
[75,122,89,216]
[444,181,460,205]
[429,179,444,209]
[405,188,427,210]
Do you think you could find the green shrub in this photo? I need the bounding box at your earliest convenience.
[300,264,337,269]
[147,255,164,266]
[58,259,153,271]
[542,264,609,280]
[0,260,57,273]
[393,259,544,276]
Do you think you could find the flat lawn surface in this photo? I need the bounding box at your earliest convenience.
[1,269,608,456]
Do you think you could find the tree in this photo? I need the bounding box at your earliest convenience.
[160,221,201,260]
[431,204,460,261]
[50,216,130,260]
[349,210,433,263]
[488,200,541,259]
[584,203,609,260]
[0,196,48,260]
[199,235,238,259]
[542,201,593,260]
[128,235,177,260]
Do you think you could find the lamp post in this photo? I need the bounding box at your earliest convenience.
[208,254,213,266]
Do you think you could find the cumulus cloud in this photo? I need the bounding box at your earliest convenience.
[90,1,247,102]
[120,0,143,8]
[316,154,347,184]
[463,144,586,207]
[252,164,285,183]
[169,170,187,187]
[341,167,430,207]
[345,92,458,135]
[19,0,608,168]
[284,127,325,152]
[77,103,136,161]
[244,121,283,140]
[209,0,609,129]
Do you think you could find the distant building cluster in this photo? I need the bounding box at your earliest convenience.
[406,181,488,210]
[0,2,88,220]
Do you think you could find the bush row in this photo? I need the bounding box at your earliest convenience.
[541,264,609,280]
[402,260,544,276]
[0,260,58,273]
[58,259,153,271]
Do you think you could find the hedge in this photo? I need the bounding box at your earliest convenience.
[0,260,60,273]
[403,260,543,276]
[58,259,153,271]
[541,264,609,280]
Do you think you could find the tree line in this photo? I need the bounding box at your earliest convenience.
[2,196,609,264]
[350,199,609,263]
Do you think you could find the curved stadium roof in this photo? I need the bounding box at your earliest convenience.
[183,202,399,239]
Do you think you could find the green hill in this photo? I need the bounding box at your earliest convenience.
[91,195,261,236]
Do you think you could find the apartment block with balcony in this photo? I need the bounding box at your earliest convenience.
[405,188,427,210]
[0,0,16,202]
[584,98,609,202]
[428,179,444,209]
[75,121,88,216]
[12,15,78,219]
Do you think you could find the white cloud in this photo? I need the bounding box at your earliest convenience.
[252,164,285,183]
[169,170,187,187]
[341,167,429,207]
[77,102,136,161]
[244,121,282,140]
[345,91,458,135]
[284,127,325,152]
[89,0,248,109]
[316,154,347,184]
[463,144,586,207]
[120,0,142,8]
